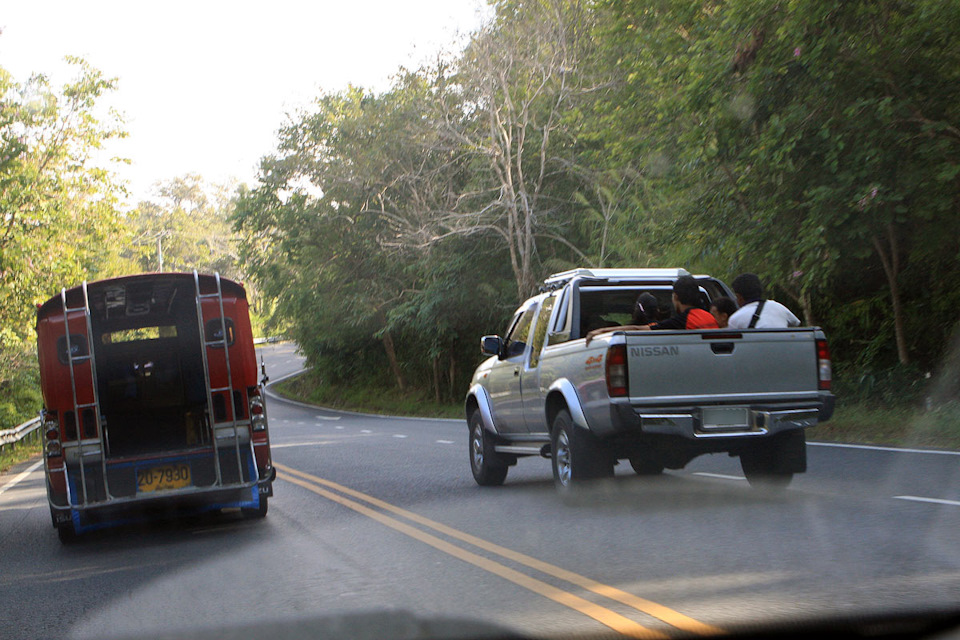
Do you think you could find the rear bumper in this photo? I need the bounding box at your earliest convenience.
[49,484,263,531]
[609,392,835,441]
[47,448,274,532]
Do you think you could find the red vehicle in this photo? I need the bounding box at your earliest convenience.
[36,272,274,542]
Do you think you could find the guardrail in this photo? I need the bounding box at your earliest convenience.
[0,416,42,456]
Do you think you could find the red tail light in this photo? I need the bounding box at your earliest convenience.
[816,339,832,391]
[43,411,62,458]
[248,387,267,432]
[606,344,628,398]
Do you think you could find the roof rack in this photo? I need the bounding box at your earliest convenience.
[543,268,691,288]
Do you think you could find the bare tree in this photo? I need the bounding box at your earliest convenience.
[423,0,593,300]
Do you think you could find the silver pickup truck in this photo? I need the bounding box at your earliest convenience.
[465,268,835,491]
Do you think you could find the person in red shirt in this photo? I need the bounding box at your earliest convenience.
[646,275,719,330]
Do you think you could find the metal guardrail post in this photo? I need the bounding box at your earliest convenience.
[0,416,42,456]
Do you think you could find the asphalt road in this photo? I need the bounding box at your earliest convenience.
[1,342,959,639]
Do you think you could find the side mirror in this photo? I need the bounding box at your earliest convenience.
[480,335,503,358]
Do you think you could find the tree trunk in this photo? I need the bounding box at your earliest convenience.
[381,330,406,391]
[433,356,441,404]
[799,290,815,328]
[448,351,457,402]
[872,225,909,365]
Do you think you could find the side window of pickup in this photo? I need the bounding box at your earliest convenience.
[504,306,537,359]
[547,285,571,345]
[528,295,557,369]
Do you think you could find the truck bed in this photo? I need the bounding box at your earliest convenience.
[623,328,821,404]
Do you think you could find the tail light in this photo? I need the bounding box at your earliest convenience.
[43,411,62,458]
[816,339,832,391]
[605,344,629,398]
[248,388,267,432]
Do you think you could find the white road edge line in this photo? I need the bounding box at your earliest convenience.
[894,496,960,507]
[263,374,460,424]
[0,460,44,498]
[808,441,960,456]
[436,440,455,444]
[692,472,747,481]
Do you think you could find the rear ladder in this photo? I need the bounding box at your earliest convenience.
[60,282,111,505]
[194,271,252,486]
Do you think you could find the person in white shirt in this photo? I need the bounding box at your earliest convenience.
[727,273,801,329]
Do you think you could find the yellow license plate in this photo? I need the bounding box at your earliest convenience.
[137,463,191,493]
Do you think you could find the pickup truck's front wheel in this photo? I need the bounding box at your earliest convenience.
[551,409,613,491]
[469,411,509,486]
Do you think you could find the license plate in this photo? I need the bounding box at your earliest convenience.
[701,407,749,430]
[137,463,191,493]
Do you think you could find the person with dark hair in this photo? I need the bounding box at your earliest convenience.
[709,296,738,329]
[632,292,660,325]
[647,275,718,330]
[727,273,800,329]
[585,291,659,344]
[585,277,718,344]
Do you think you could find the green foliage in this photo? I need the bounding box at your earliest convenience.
[126,174,242,277]
[233,0,960,412]
[585,0,960,372]
[0,350,41,428]
[275,370,463,419]
[0,58,129,411]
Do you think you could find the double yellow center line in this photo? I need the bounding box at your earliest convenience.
[276,463,722,639]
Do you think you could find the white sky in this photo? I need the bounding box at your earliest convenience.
[0,0,490,205]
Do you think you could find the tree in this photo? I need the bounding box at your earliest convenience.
[427,0,596,299]
[127,174,241,278]
[0,58,128,421]
[587,0,960,369]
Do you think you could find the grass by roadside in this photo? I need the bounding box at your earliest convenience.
[273,371,960,451]
[274,370,464,420]
[0,440,41,476]
[812,401,960,450]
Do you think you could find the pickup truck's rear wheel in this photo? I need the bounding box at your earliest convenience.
[740,430,806,490]
[469,411,509,486]
[628,455,664,476]
[551,409,613,491]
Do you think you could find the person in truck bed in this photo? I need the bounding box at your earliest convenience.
[709,296,738,328]
[586,276,717,343]
[646,275,719,330]
[727,273,801,329]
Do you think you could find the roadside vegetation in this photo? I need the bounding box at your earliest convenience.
[3,2,959,453]
[275,370,463,420]
[0,438,40,476]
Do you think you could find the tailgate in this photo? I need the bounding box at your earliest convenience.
[625,329,820,403]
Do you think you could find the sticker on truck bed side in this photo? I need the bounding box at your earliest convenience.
[585,354,603,372]
[631,346,680,357]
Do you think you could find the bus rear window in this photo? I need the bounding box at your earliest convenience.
[102,326,178,344]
